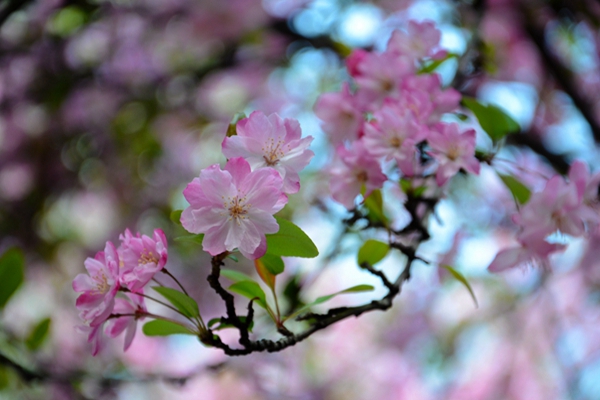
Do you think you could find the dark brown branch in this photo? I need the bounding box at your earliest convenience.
[522,2,600,143]
[202,194,436,356]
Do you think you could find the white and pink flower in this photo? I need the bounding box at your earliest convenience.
[222,111,313,194]
[73,241,120,327]
[363,100,428,166]
[118,228,168,293]
[105,293,147,352]
[329,140,387,209]
[181,157,286,259]
[427,123,480,186]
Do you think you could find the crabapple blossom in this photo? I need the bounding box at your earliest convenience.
[487,233,565,273]
[72,241,120,326]
[105,293,147,352]
[329,140,387,209]
[118,228,168,292]
[222,111,314,193]
[353,51,414,106]
[427,123,480,186]
[362,99,428,167]
[181,157,286,259]
[313,82,364,145]
[386,20,447,62]
[77,322,106,357]
[514,167,596,242]
[402,74,461,123]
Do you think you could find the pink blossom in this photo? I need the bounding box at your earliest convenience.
[105,293,146,352]
[487,235,564,273]
[427,123,480,186]
[73,241,120,326]
[222,111,314,194]
[387,20,447,62]
[514,171,593,242]
[314,82,364,145]
[77,323,106,357]
[346,49,369,78]
[329,140,387,209]
[402,74,461,123]
[353,51,414,106]
[363,99,428,167]
[118,228,168,292]
[181,157,286,259]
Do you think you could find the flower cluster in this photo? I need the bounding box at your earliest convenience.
[488,161,600,272]
[73,229,167,354]
[181,111,314,259]
[315,20,479,208]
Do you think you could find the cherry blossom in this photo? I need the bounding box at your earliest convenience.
[180,157,286,259]
[72,241,120,326]
[118,228,168,292]
[222,111,314,194]
[427,123,480,186]
[329,140,387,209]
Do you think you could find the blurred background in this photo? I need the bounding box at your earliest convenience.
[1,0,600,398]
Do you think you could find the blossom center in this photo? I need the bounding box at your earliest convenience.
[262,137,287,166]
[356,171,368,182]
[389,135,403,148]
[139,250,159,265]
[93,271,110,294]
[226,196,250,224]
[447,145,460,161]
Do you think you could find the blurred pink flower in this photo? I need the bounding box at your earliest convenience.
[181,157,286,259]
[314,82,364,145]
[118,228,168,293]
[387,20,447,62]
[105,293,147,352]
[73,241,120,326]
[363,99,427,166]
[427,123,480,186]
[222,111,314,194]
[330,140,387,209]
[353,51,413,106]
[402,74,461,123]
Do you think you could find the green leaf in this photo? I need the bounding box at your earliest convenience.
[498,174,531,205]
[226,112,247,137]
[363,189,387,224]
[25,318,51,351]
[418,53,458,74]
[259,254,284,275]
[265,217,319,258]
[48,6,86,37]
[286,284,375,320]
[462,97,520,142]
[254,258,276,290]
[0,366,8,389]
[442,265,478,308]
[357,240,389,267]
[220,269,253,282]
[142,320,195,336]
[152,287,200,318]
[170,210,183,226]
[229,281,267,308]
[0,248,25,310]
[207,317,253,332]
[174,234,204,245]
